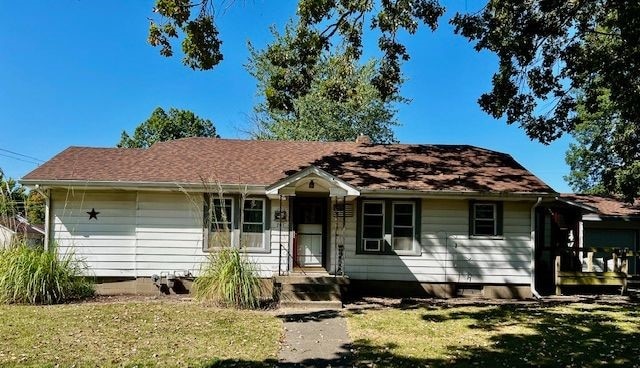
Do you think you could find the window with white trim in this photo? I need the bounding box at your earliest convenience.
[362,201,384,251]
[207,197,233,249]
[241,198,265,248]
[472,203,497,236]
[392,202,415,251]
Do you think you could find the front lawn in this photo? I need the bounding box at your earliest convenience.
[0,298,282,367]
[347,300,640,368]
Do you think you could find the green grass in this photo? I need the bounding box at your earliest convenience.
[347,301,640,368]
[0,299,282,367]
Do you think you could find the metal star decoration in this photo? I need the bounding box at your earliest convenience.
[87,208,100,220]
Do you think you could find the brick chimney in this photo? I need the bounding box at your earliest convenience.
[355,134,372,145]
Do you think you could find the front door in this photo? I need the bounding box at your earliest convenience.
[294,198,326,268]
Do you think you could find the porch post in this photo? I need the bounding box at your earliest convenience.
[333,196,338,276]
[278,194,283,276]
[340,196,346,276]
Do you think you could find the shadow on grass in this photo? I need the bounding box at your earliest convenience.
[349,301,640,368]
[199,300,640,368]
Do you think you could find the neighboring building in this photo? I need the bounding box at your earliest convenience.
[21,136,606,299]
[0,215,45,248]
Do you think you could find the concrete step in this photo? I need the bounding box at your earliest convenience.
[280,291,342,302]
[281,283,342,293]
[279,300,343,310]
[274,275,349,285]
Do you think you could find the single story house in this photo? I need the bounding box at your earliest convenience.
[21,136,637,299]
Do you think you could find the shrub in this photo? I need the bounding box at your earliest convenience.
[0,244,94,304]
[194,247,261,309]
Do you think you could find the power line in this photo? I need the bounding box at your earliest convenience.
[0,152,41,165]
[0,148,43,163]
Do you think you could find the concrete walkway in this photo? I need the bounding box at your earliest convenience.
[277,309,353,367]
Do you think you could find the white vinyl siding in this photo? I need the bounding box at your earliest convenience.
[52,189,533,284]
[51,190,281,278]
[51,190,137,277]
[331,198,533,285]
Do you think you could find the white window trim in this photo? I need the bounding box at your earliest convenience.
[472,202,497,237]
[240,198,270,253]
[362,200,385,252]
[391,201,419,255]
[206,196,235,251]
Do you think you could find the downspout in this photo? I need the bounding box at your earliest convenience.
[34,185,50,251]
[530,197,543,300]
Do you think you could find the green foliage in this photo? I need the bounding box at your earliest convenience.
[194,247,261,309]
[148,0,222,70]
[452,1,640,200]
[0,244,94,305]
[565,89,640,201]
[248,23,402,143]
[451,1,640,143]
[25,190,45,224]
[118,107,220,148]
[148,0,444,103]
[0,169,25,218]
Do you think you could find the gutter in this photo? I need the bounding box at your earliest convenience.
[21,180,267,194]
[359,189,557,200]
[22,179,558,199]
[530,197,543,300]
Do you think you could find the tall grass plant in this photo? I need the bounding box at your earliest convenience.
[0,243,94,304]
[194,247,262,309]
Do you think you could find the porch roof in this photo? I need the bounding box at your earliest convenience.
[265,166,360,198]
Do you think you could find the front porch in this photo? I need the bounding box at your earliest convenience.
[555,247,640,295]
[267,166,359,278]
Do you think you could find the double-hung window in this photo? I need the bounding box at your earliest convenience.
[362,201,384,251]
[392,202,415,251]
[208,197,233,249]
[242,198,265,249]
[471,202,498,236]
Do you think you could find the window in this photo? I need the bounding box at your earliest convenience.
[362,201,384,251]
[242,198,265,248]
[207,197,233,249]
[471,202,499,236]
[392,202,415,251]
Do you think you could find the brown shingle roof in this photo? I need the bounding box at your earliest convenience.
[23,138,554,193]
[560,194,640,217]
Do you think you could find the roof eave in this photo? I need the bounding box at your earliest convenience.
[359,188,557,199]
[20,179,267,193]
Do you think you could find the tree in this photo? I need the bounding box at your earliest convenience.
[26,191,45,224]
[148,1,640,199]
[451,1,640,199]
[247,24,402,143]
[0,169,26,219]
[118,107,220,148]
[565,89,640,201]
[148,0,444,105]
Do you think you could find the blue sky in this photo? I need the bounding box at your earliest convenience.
[0,1,573,192]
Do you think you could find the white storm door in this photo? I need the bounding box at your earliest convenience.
[297,224,323,266]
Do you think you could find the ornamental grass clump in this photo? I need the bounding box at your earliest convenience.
[0,244,94,304]
[194,247,262,309]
